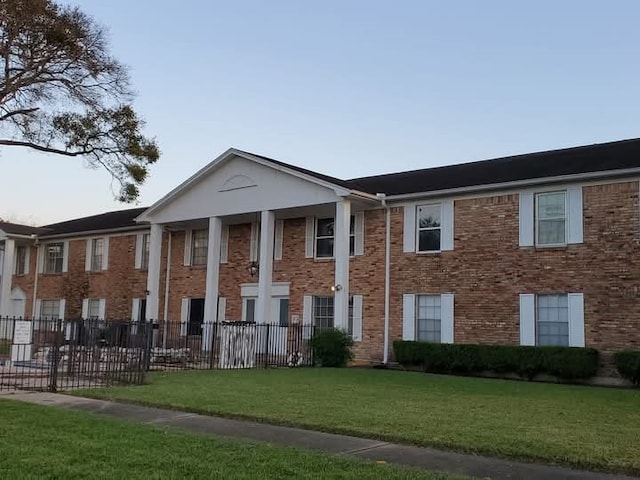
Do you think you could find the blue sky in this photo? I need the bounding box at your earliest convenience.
[2,1,640,224]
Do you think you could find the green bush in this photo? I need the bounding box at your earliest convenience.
[393,341,599,381]
[310,328,354,367]
[613,351,640,386]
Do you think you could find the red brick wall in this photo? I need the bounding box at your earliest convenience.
[389,181,640,368]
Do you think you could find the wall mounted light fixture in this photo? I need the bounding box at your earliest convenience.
[248,261,259,277]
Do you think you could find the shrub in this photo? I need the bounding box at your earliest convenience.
[393,341,599,381]
[613,351,640,386]
[310,328,354,367]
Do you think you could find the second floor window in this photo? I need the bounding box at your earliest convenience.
[15,246,27,275]
[417,204,441,252]
[45,243,64,273]
[191,229,208,266]
[91,238,104,271]
[315,216,356,258]
[536,191,566,246]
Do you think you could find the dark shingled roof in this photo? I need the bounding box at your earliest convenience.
[345,138,640,196]
[41,207,148,236]
[237,150,354,190]
[0,222,47,236]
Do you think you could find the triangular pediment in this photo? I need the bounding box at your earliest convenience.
[140,150,350,223]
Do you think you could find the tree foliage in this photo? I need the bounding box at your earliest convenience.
[0,0,159,202]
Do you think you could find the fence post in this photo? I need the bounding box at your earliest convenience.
[49,317,63,392]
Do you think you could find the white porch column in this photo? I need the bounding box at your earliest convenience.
[256,210,275,324]
[146,224,163,321]
[204,217,222,324]
[334,200,351,330]
[203,217,222,352]
[0,239,16,317]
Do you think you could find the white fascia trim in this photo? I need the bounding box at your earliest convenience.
[38,225,150,241]
[384,167,640,203]
[136,148,368,223]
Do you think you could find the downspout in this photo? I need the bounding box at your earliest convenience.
[376,193,391,365]
[162,231,172,349]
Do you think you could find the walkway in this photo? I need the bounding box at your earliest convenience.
[5,391,638,480]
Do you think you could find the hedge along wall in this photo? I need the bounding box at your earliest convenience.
[393,341,599,381]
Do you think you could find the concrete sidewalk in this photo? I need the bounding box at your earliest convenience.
[4,391,637,480]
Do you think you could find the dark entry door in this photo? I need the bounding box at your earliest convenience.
[188,298,205,335]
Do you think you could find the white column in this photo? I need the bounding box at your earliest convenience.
[146,224,163,321]
[256,210,275,324]
[203,217,222,352]
[204,217,222,324]
[0,239,16,317]
[334,200,351,330]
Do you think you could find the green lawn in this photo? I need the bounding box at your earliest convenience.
[0,399,460,479]
[78,368,640,475]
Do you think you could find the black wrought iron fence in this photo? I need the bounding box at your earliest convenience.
[0,317,151,392]
[0,317,316,392]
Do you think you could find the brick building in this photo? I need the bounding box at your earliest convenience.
[1,138,639,371]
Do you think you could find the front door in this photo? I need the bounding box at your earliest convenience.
[188,298,205,335]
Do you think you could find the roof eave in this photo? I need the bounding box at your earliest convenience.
[384,166,640,202]
[39,224,150,240]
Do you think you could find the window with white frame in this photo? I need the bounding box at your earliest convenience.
[15,246,27,275]
[315,216,356,258]
[417,204,441,252]
[536,191,566,246]
[536,294,569,346]
[244,298,256,323]
[87,299,101,320]
[90,238,104,271]
[312,296,354,331]
[140,233,150,270]
[191,229,208,266]
[416,295,441,342]
[40,299,60,319]
[44,243,64,273]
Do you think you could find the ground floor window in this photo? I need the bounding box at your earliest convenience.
[536,294,569,346]
[312,296,354,333]
[40,300,60,319]
[416,295,441,343]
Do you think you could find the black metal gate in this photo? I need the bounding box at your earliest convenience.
[0,317,152,392]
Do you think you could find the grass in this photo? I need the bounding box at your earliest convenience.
[77,368,640,475]
[0,399,461,479]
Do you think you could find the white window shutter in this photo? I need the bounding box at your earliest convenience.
[402,294,416,340]
[217,297,226,323]
[98,299,106,319]
[81,299,89,319]
[132,299,140,322]
[220,225,229,264]
[353,211,365,256]
[568,293,585,347]
[183,230,192,266]
[305,217,315,258]
[35,299,42,318]
[58,299,66,320]
[519,192,534,247]
[37,247,44,274]
[62,241,69,273]
[23,247,30,275]
[134,234,143,269]
[441,200,454,251]
[351,294,363,341]
[85,240,92,271]
[102,237,109,270]
[274,220,284,260]
[567,186,584,244]
[519,294,536,345]
[403,205,416,253]
[250,222,259,262]
[180,298,189,336]
[440,293,455,343]
[302,295,313,339]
